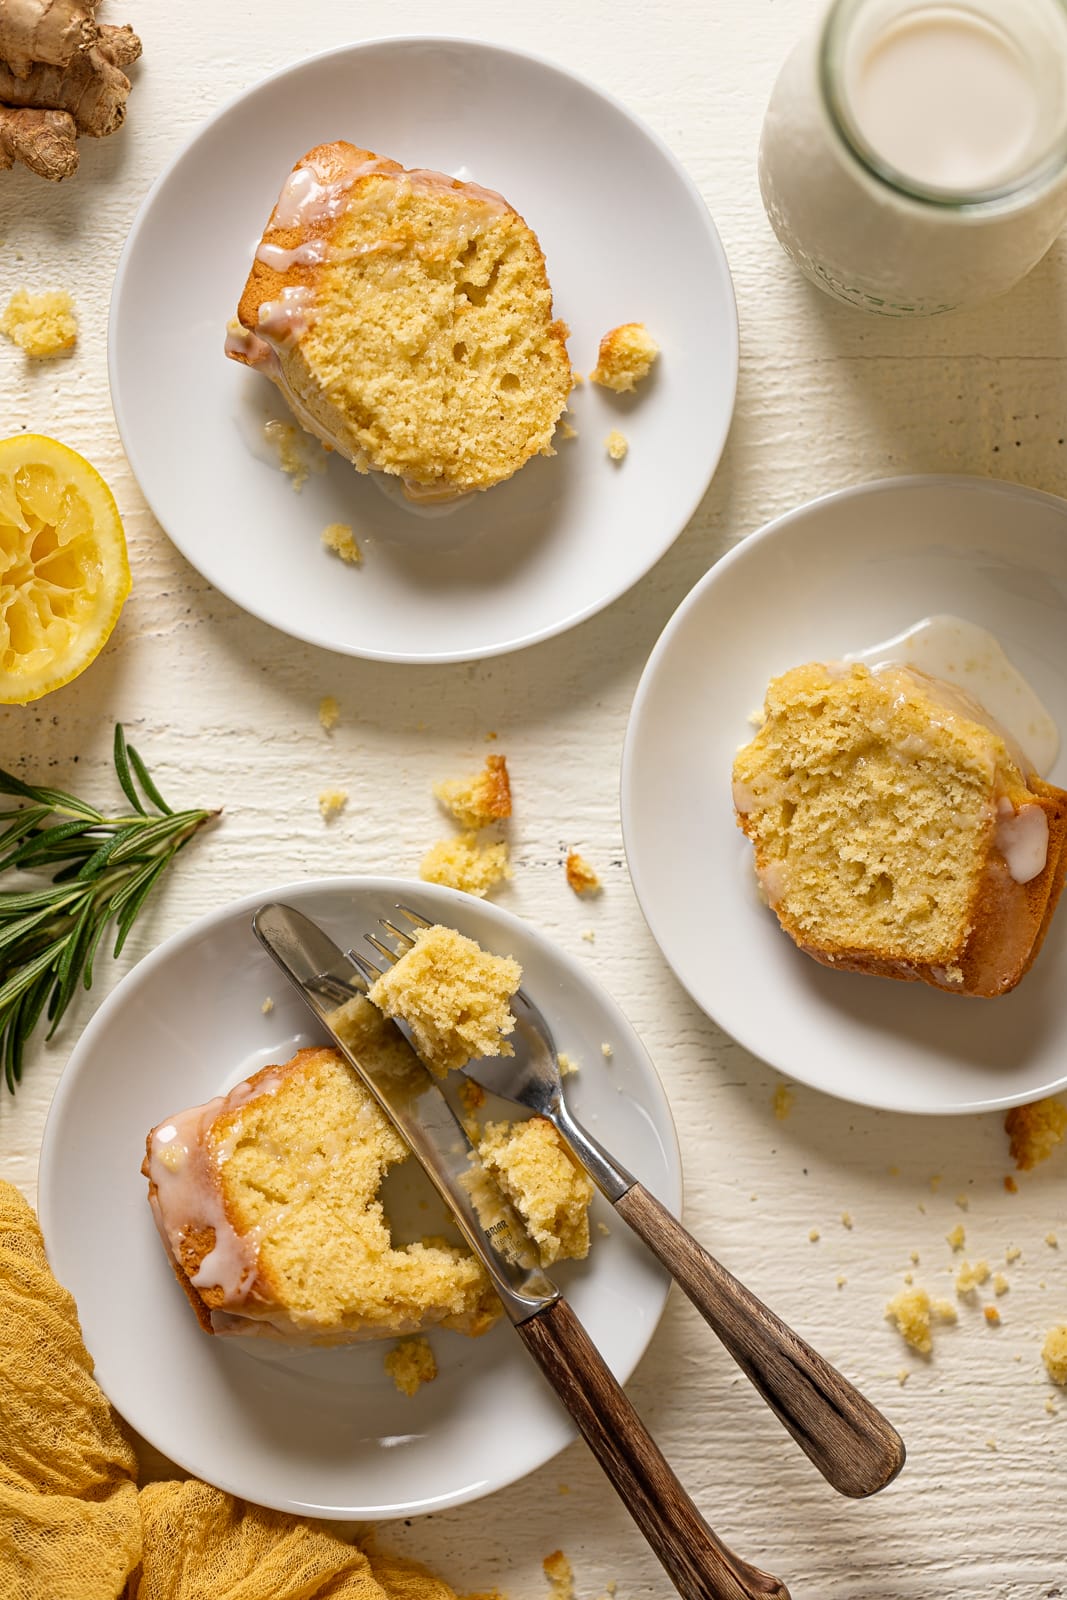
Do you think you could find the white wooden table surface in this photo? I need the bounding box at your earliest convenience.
[3,2,1066,1595]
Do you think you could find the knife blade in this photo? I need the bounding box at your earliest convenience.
[252,899,790,1600]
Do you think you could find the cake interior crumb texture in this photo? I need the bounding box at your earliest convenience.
[1,289,77,356]
[477,1117,593,1266]
[368,923,521,1075]
[421,831,511,896]
[590,322,659,392]
[433,754,512,828]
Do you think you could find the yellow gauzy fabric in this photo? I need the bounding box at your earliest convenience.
[0,1181,460,1600]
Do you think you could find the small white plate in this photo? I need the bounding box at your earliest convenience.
[38,877,680,1519]
[109,37,737,664]
[621,475,1067,1116]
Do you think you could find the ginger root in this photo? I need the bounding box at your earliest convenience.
[0,2,140,180]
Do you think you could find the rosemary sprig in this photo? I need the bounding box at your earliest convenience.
[0,726,217,1094]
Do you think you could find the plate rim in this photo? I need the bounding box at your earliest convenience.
[620,471,1067,1118]
[37,872,682,1517]
[107,33,739,666]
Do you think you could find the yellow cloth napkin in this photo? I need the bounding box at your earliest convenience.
[0,1181,460,1600]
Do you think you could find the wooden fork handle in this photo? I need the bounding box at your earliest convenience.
[615,1183,906,1499]
[517,1296,790,1600]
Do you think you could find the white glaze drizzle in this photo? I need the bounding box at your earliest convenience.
[845,615,1059,777]
[995,796,1049,883]
[255,238,328,271]
[256,285,315,347]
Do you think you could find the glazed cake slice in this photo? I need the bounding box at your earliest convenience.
[144,1007,592,1344]
[226,141,573,502]
[733,662,1067,997]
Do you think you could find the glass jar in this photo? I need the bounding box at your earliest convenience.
[759,0,1067,316]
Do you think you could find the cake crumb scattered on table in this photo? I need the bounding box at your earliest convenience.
[384,1336,438,1397]
[605,429,628,460]
[929,1175,942,1192]
[1004,1174,1019,1192]
[318,695,339,732]
[1042,1325,1067,1385]
[581,929,596,943]
[421,832,511,897]
[1005,1096,1067,1170]
[565,852,601,895]
[772,1082,794,1120]
[836,1274,847,1289]
[946,1223,966,1251]
[543,1550,574,1600]
[909,1249,920,1265]
[984,1306,1002,1326]
[956,1260,991,1296]
[261,997,274,1015]
[434,754,512,828]
[318,787,348,822]
[1006,1244,1022,1263]
[808,1228,820,1243]
[841,1211,853,1230]
[897,1368,910,1385]
[886,1286,935,1354]
[321,521,362,563]
[985,1437,997,1450]
[1,288,76,356]
[993,1273,1009,1296]
[1046,1232,1059,1248]
[955,1194,969,1211]
[1045,1396,1059,1416]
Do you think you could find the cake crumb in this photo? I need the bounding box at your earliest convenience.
[772,1082,794,1120]
[985,1436,997,1451]
[903,1272,913,1285]
[601,1041,613,1059]
[557,416,578,441]
[955,1193,969,1211]
[984,1305,1002,1326]
[929,1175,942,1192]
[1043,1325,1067,1385]
[932,1298,958,1325]
[434,755,512,828]
[421,833,511,898]
[265,420,321,490]
[261,997,274,1015]
[590,322,659,392]
[318,787,348,822]
[836,1274,847,1289]
[605,429,629,461]
[321,521,362,563]
[956,1259,991,1296]
[1046,1232,1059,1248]
[897,1368,910,1385]
[597,1221,611,1236]
[1,288,76,356]
[946,1223,966,1252]
[581,929,596,943]
[888,1165,900,1176]
[458,1078,487,1114]
[1006,1244,1022,1263]
[557,1052,580,1077]
[318,695,340,732]
[909,1250,920,1265]
[543,1550,574,1600]
[808,1228,820,1243]
[384,1336,438,1397]
[1046,1396,1059,1415]
[841,1211,854,1230]
[1005,1096,1067,1170]
[1004,1174,1019,1193]
[993,1273,1009,1296]
[886,1286,935,1354]
[565,852,601,895]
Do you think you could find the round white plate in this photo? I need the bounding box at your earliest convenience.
[109,37,737,664]
[38,877,680,1519]
[621,475,1067,1116]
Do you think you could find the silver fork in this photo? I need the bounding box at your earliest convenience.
[353,906,905,1501]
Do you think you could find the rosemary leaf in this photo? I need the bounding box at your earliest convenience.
[0,728,217,1094]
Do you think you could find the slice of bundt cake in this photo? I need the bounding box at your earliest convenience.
[733,662,1067,997]
[226,141,572,502]
[144,1002,591,1344]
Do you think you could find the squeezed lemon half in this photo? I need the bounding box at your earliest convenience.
[0,434,131,704]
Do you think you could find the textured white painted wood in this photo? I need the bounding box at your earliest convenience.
[2,2,1066,1594]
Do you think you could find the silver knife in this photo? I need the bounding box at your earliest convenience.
[253,901,791,1600]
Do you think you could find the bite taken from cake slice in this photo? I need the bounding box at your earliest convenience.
[226,141,573,503]
[733,661,1067,997]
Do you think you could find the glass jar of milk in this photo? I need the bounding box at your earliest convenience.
[759,0,1067,315]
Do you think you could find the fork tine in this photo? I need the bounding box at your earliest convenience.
[397,904,432,931]
[379,917,417,950]
[348,948,383,982]
[364,933,398,967]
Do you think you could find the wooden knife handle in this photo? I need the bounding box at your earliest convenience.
[516,1296,790,1600]
[615,1183,905,1499]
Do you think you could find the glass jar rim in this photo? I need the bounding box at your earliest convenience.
[820,0,1067,209]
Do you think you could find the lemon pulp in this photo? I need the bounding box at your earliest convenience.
[0,435,131,704]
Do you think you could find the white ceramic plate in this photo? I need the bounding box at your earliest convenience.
[621,475,1067,1116]
[38,877,680,1519]
[109,37,737,664]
